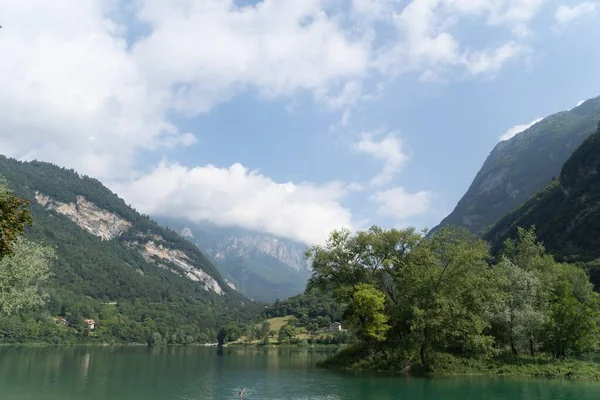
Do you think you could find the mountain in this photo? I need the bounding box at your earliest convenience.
[157,218,311,302]
[432,95,600,236]
[485,121,600,263]
[0,156,258,344]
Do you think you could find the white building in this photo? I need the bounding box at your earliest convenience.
[329,322,342,331]
[84,319,95,331]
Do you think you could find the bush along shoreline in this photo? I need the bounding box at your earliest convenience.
[318,344,600,380]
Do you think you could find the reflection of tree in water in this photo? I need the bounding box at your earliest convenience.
[80,352,91,381]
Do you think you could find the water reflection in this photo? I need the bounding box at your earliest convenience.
[0,346,599,400]
[80,352,91,381]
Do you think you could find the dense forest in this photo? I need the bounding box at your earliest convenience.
[308,225,600,376]
[433,95,600,236]
[486,122,600,264]
[0,158,261,345]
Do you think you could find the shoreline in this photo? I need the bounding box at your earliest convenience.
[0,342,340,349]
[317,347,600,381]
[4,342,600,381]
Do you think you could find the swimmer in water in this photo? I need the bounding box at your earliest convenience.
[239,387,245,398]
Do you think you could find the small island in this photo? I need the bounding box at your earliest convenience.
[305,225,600,380]
[222,222,600,381]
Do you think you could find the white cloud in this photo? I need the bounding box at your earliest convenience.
[464,42,525,75]
[555,2,597,26]
[499,117,543,141]
[134,0,370,113]
[371,187,433,220]
[0,0,550,181]
[0,0,186,178]
[352,0,393,19]
[373,0,542,77]
[0,0,554,242]
[355,131,410,186]
[0,0,370,180]
[111,162,354,246]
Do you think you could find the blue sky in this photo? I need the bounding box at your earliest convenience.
[1,0,599,245]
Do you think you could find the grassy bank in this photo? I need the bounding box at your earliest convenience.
[225,342,340,349]
[225,316,349,347]
[318,345,600,380]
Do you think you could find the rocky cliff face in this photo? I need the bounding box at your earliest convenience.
[35,193,223,295]
[155,218,310,301]
[35,192,132,240]
[204,233,310,273]
[135,238,223,294]
[431,95,600,236]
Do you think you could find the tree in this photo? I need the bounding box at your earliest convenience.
[0,179,53,317]
[258,321,270,338]
[544,264,600,358]
[0,177,32,260]
[0,238,53,316]
[306,228,370,303]
[307,323,319,335]
[217,323,242,346]
[307,226,498,370]
[500,227,554,273]
[148,331,165,346]
[406,227,497,370]
[307,226,423,304]
[278,324,296,343]
[491,257,546,356]
[244,325,256,343]
[345,283,389,353]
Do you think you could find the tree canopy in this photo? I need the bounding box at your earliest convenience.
[0,178,52,317]
[309,225,600,371]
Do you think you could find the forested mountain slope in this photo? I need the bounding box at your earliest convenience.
[0,156,258,344]
[432,95,600,236]
[485,121,600,263]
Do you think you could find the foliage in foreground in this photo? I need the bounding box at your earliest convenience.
[0,180,53,318]
[308,225,600,374]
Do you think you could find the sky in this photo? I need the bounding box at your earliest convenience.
[1,0,599,246]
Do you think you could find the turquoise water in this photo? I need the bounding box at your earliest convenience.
[1,346,599,399]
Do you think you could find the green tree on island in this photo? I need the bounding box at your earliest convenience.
[308,225,600,373]
[345,283,389,354]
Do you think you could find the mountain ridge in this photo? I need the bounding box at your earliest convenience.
[0,156,256,344]
[157,218,311,301]
[431,95,600,236]
[485,120,600,263]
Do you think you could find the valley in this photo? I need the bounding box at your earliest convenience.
[3,1,600,397]
[2,94,600,381]
[157,218,311,301]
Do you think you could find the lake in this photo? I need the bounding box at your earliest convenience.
[1,346,599,399]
